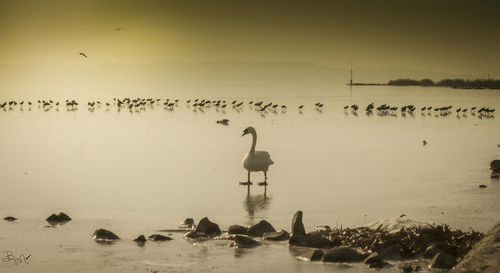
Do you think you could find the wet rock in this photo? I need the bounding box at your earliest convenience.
[379,244,403,260]
[364,252,389,268]
[179,218,195,229]
[297,249,324,261]
[93,229,120,241]
[403,263,421,272]
[228,235,260,248]
[3,216,17,222]
[289,234,337,248]
[184,230,210,240]
[490,160,500,172]
[263,230,290,241]
[133,235,146,243]
[228,225,249,235]
[291,211,306,235]
[46,212,72,222]
[429,252,457,269]
[479,184,487,188]
[491,173,499,179]
[423,244,441,258]
[194,217,221,237]
[148,234,173,241]
[322,247,366,263]
[248,220,276,237]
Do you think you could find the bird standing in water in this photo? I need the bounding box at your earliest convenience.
[240,127,274,187]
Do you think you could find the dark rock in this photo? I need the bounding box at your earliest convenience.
[194,217,221,237]
[364,252,389,268]
[289,234,337,248]
[490,160,500,172]
[184,231,210,240]
[491,174,499,179]
[248,220,276,237]
[46,212,71,222]
[148,234,173,241]
[263,230,290,241]
[291,211,306,235]
[93,229,120,241]
[322,247,366,263]
[46,214,60,222]
[423,244,441,258]
[3,216,17,222]
[297,249,324,261]
[479,184,487,188]
[429,252,457,269]
[228,235,260,248]
[378,244,403,260]
[179,218,195,229]
[228,225,249,235]
[133,235,146,243]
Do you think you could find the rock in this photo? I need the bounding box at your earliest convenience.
[263,230,290,241]
[228,235,260,248]
[194,217,221,237]
[297,249,324,261]
[248,220,276,237]
[378,244,403,259]
[133,235,146,243]
[179,218,195,229]
[291,211,306,235]
[228,225,249,235]
[184,231,210,240]
[93,229,120,241]
[490,160,500,172]
[322,247,366,263]
[289,234,337,248]
[423,244,441,258]
[313,225,331,233]
[3,216,17,222]
[148,234,173,241]
[479,184,487,188]
[364,252,389,268]
[429,252,457,269]
[491,174,499,179]
[46,212,72,222]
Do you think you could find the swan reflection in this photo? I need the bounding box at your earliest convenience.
[244,192,272,223]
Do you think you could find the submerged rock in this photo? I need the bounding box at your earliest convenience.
[148,234,173,241]
[194,217,221,237]
[429,252,457,269]
[3,216,17,222]
[46,212,72,222]
[322,247,366,263]
[364,252,390,268]
[184,230,210,240]
[133,235,146,243]
[291,211,306,235]
[297,249,324,261]
[93,229,120,241]
[228,235,260,248]
[179,218,195,229]
[248,220,276,237]
[490,160,500,172]
[289,234,337,248]
[263,230,290,241]
[228,225,249,235]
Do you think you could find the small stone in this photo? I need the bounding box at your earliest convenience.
[248,220,276,237]
[194,217,221,237]
[228,235,260,248]
[3,216,17,222]
[179,218,195,229]
[491,174,499,179]
[148,234,173,241]
[291,211,306,235]
[263,230,290,241]
[57,212,72,221]
[428,252,457,269]
[297,249,324,261]
[46,212,72,222]
[228,225,249,235]
[479,184,487,188]
[46,214,60,222]
[93,229,120,241]
[133,235,146,243]
[322,247,366,263]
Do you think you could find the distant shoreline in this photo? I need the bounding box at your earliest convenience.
[348,78,500,90]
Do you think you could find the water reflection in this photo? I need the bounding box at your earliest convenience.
[244,191,272,223]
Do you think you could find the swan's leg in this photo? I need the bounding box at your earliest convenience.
[258,171,268,186]
[239,171,252,185]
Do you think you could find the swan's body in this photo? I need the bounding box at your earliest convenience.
[241,127,274,186]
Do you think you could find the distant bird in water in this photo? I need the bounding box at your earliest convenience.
[79,52,88,58]
[240,127,274,187]
[113,27,123,31]
[298,105,304,110]
[423,140,428,146]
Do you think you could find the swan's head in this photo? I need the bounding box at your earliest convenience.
[242,126,256,137]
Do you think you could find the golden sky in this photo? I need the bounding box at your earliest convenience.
[1,0,499,79]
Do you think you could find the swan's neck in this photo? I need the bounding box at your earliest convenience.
[249,131,257,154]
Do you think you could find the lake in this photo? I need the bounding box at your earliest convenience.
[1,85,499,272]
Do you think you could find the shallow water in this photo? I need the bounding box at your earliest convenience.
[1,85,499,272]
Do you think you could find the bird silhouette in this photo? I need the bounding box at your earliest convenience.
[79,52,88,58]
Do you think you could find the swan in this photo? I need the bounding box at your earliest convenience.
[240,127,274,186]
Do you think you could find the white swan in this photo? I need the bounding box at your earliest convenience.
[241,127,274,186]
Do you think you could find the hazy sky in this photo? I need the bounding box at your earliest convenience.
[1,0,499,77]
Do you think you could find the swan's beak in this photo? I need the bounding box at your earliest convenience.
[241,132,246,136]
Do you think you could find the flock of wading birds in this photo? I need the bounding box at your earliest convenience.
[0,98,496,119]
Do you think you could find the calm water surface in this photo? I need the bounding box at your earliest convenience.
[1,85,499,272]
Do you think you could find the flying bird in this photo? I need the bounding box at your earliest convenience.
[79,52,88,58]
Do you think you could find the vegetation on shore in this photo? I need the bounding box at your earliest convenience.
[388,78,500,89]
